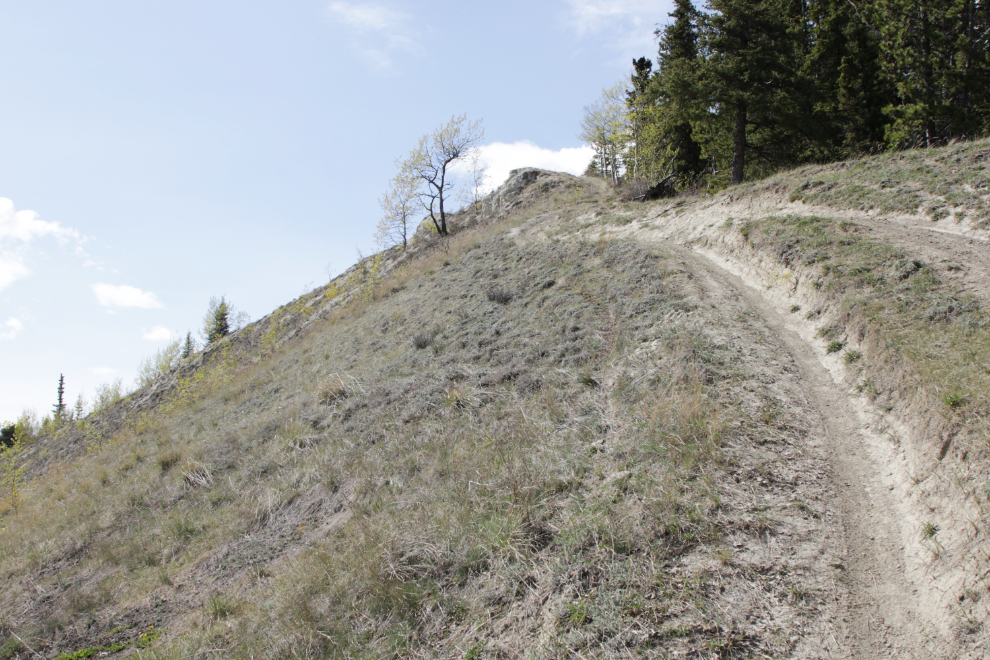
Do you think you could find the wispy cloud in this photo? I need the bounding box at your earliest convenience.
[142,325,176,341]
[0,198,79,244]
[0,256,31,291]
[92,283,164,309]
[0,198,86,291]
[453,141,596,194]
[326,1,420,69]
[0,318,23,341]
[564,0,672,62]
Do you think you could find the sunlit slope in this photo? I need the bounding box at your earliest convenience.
[1,172,845,659]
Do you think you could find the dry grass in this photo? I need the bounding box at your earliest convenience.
[1,179,838,659]
[739,214,990,433]
[739,137,990,226]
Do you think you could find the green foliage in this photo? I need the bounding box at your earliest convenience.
[580,83,629,185]
[204,295,231,343]
[0,430,27,520]
[621,0,990,188]
[407,114,485,236]
[136,335,183,389]
[181,331,196,358]
[92,378,125,414]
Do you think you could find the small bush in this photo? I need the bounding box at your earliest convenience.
[486,286,513,305]
[317,379,348,405]
[789,304,801,313]
[843,349,862,364]
[206,594,239,621]
[942,392,966,409]
[411,329,437,349]
[826,340,844,354]
[579,371,600,388]
[158,450,182,473]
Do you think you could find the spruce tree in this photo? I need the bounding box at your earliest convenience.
[626,57,654,180]
[874,0,990,146]
[181,331,195,358]
[653,0,706,184]
[699,0,817,183]
[205,297,231,344]
[53,374,66,424]
[806,0,891,153]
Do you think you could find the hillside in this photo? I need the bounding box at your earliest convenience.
[2,140,990,659]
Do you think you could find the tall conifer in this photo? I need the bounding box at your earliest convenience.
[700,0,815,183]
[654,0,706,183]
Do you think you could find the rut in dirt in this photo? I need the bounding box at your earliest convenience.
[675,247,948,659]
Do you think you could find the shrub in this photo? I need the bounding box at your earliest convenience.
[92,379,125,414]
[411,329,437,349]
[486,286,513,305]
[136,336,182,389]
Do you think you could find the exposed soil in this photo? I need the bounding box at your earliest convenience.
[549,185,990,658]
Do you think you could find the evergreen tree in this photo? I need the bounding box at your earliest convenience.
[53,374,66,423]
[626,57,654,181]
[0,424,14,449]
[700,0,819,184]
[203,297,231,344]
[181,331,196,358]
[806,0,892,153]
[874,0,990,146]
[654,0,706,183]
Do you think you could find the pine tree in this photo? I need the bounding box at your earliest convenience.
[204,297,231,344]
[626,57,654,181]
[699,0,818,183]
[53,374,66,424]
[181,331,195,358]
[874,0,990,146]
[805,0,891,153]
[653,0,706,184]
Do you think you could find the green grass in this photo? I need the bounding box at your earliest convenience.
[757,139,990,226]
[739,213,990,426]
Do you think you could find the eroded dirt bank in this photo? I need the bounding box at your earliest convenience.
[530,186,990,658]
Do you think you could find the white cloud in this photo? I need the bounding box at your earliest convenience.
[326,1,420,69]
[328,1,400,29]
[0,197,79,244]
[0,318,23,341]
[0,198,87,291]
[0,254,31,291]
[92,283,164,309]
[456,142,596,194]
[564,0,673,62]
[142,325,176,341]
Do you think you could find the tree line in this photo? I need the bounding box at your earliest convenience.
[584,0,990,188]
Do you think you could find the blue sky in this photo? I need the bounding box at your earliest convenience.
[0,0,674,423]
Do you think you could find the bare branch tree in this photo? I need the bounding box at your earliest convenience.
[410,114,484,236]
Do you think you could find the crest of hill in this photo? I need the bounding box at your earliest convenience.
[4,141,990,660]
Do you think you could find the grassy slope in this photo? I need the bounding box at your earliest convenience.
[3,141,990,657]
[0,178,845,659]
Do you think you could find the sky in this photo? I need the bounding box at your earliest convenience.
[0,0,675,423]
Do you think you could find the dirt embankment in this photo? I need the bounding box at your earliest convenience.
[540,178,990,658]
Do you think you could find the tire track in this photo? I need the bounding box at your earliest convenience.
[674,247,947,659]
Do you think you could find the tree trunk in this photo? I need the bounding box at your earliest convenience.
[438,167,448,235]
[731,102,747,185]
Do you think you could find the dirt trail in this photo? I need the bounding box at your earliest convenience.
[527,188,990,657]
[677,247,947,659]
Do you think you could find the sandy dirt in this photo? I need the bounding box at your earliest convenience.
[533,187,990,658]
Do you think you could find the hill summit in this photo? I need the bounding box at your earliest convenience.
[3,141,990,659]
